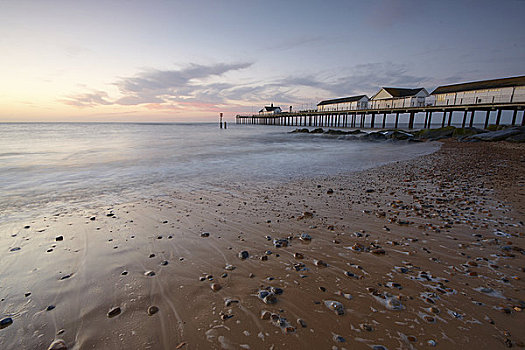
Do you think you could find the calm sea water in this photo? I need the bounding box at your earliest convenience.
[0,122,439,222]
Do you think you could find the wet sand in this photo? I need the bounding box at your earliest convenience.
[1,140,524,349]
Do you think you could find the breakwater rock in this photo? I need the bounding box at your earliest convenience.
[289,126,525,143]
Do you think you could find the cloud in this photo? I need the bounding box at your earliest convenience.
[63,61,434,113]
[62,90,112,107]
[64,62,252,110]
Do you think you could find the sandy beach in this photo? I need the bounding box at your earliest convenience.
[1,140,524,349]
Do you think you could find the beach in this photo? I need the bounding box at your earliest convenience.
[1,136,524,349]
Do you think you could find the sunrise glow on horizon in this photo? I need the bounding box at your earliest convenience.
[1,0,524,122]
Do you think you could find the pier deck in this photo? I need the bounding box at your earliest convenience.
[236,103,525,129]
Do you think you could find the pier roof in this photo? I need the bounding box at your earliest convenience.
[431,75,525,95]
[317,95,368,106]
[381,87,426,98]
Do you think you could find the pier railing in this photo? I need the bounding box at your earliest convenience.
[236,103,525,129]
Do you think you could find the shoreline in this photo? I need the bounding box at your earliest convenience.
[1,140,524,349]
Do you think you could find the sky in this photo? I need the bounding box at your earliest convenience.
[0,0,524,122]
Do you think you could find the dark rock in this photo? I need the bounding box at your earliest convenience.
[414,126,456,140]
[466,127,523,142]
[385,130,414,140]
[238,251,249,260]
[324,129,349,135]
[55,236,63,241]
[46,305,56,311]
[507,132,525,143]
[200,232,210,237]
[107,307,121,318]
[147,306,159,315]
[0,317,13,329]
[362,132,387,141]
[310,128,324,134]
[290,128,310,133]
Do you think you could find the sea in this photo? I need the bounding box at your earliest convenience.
[0,122,439,223]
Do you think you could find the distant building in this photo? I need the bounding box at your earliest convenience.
[259,103,282,115]
[431,75,525,106]
[369,87,428,109]
[316,95,369,112]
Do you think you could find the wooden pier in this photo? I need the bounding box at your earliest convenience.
[236,103,525,129]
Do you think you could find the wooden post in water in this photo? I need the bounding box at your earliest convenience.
[219,112,223,128]
[441,111,446,127]
[428,111,433,128]
[408,112,415,129]
[522,110,525,126]
[447,111,452,126]
[495,109,502,126]
[462,110,468,128]
[424,111,429,128]
[395,113,399,129]
[469,110,475,128]
[511,109,518,125]
[382,112,387,129]
[484,110,490,129]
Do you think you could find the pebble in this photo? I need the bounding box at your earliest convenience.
[144,271,156,277]
[211,283,222,292]
[314,259,327,267]
[238,251,249,260]
[333,334,345,342]
[10,247,21,252]
[0,317,13,329]
[297,318,307,327]
[225,264,236,270]
[55,236,63,241]
[47,339,67,350]
[257,290,277,304]
[147,306,159,316]
[47,305,56,311]
[107,307,121,318]
[160,260,169,266]
[299,233,312,241]
[261,310,271,320]
[360,323,373,331]
[324,300,344,315]
[121,271,128,276]
[201,232,210,237]
[294,253,304,259]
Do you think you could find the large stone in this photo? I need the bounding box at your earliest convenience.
[414,126,455,140]
[466,127,523,141]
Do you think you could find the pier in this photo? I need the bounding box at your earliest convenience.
[236,103,525,129]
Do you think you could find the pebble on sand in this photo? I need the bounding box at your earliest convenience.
[47,339,67,350]
[144,271,156,277]
[107,307,121,318]
[324,300,345,315]
[211,283,222,292]
[238,251,249,260]
[0,317,13,329]
[147,306,159,316]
